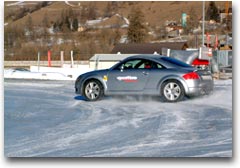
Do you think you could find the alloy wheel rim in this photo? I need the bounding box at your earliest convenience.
[163,82,181,101]
[85,82,100,100]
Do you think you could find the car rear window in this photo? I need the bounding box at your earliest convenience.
[161,57,192,68]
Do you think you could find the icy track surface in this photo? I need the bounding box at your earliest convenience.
[4,79,232,157]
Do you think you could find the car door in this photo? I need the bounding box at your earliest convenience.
[107,59,150,92]
[144,61,168,91]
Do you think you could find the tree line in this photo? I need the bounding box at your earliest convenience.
[4,1,231,61]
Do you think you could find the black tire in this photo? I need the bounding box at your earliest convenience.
[161,80,185,102]
[83,79,104,101]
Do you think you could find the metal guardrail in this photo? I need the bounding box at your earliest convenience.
[213,50,232,68]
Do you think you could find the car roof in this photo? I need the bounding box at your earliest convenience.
[123,54,164,61]
[121,54,193,69]
[123,54,169,64]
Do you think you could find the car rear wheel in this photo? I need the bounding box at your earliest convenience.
[161,80,184,102]
[83,80,103,101]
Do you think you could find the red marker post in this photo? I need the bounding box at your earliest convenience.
[206,32,210,48]
[48,50,52,67]
[214,34,218,50]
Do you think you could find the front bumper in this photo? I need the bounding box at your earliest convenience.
[75,75,83,95]
[75,87,81,94]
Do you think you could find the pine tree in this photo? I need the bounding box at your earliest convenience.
[73,18,79,31]
[127,8,147,43]
[206,1,219,21]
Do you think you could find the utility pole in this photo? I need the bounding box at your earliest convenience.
[202,1,205,47]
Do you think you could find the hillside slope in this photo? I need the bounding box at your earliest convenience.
[4,1,230,61]
[5,1,227,28]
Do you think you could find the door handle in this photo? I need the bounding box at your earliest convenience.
[142,71,149,75]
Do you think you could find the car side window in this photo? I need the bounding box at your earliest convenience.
[135,60,152,69]
[154,63,165,69]
[115,59,165,70]
[136,60,165,69]
[116,59,142,70]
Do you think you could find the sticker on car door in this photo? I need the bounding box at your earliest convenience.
[116,76,138,83]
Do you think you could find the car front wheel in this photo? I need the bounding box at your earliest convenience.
[83,80,104,101]
[161,80,184,102]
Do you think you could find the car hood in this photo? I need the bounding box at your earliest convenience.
[80,69,109,77]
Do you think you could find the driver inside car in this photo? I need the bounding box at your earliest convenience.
[144,62,151,69]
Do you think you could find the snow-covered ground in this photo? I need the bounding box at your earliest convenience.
[4,79,232,157]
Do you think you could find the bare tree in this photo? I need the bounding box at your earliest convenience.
[87,2,97,20]
[25,15,34,40]
[184,7,199,35]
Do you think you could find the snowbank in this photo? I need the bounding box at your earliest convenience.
[4,65,94,80]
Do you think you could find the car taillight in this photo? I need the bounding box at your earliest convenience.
[182,72,200,80]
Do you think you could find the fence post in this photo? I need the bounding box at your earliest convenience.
[167,49,170,57]
[71,50,74,68]
[48,50,52,67]
[60,51,64,68]
[95,55,99,70]
[37,52,40,72]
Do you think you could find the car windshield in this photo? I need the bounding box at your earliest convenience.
[160,57,192,68]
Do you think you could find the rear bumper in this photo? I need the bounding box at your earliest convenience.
[185,80,214,96]
[187,87,213,96]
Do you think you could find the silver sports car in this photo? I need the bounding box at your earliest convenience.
[75,55,213,102]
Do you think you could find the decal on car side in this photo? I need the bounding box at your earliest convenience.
[103,75,108,81]
[116,76,138,83]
